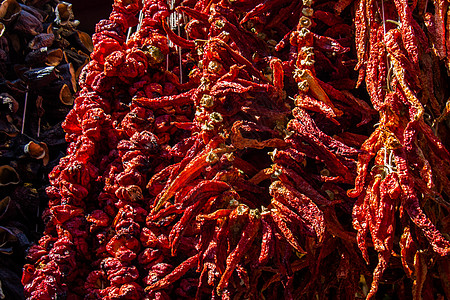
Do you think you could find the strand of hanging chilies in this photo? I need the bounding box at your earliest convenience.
[351,0,400,297]
[351,0,450,297]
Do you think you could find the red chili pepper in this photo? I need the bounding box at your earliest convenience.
[269,58,284,91]
[394,149,450,255]
[365,172,398,299]
[392,0,419,65]
[151,137,225,212]
[168,180,231,254]
[312,32,349,54]
[288,118,355,183]
[348,127,383,198]
[354,0,368,87]
[216,209,260,294]
[265,1,301,30]
[270,181,325,242]
[269,209,305,255]
[365,23,384,111]
[146,254,200,291]
[176,6,209,23]
[210,81,252,97]
[210,38,268,82]
[294,93,339,124]
[399,225,416,277]
[257,213,274,266]
[132,89,195,110]
[51,205,85,224]
[161,19,196,49]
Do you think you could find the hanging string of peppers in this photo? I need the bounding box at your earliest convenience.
[22,0,450,299]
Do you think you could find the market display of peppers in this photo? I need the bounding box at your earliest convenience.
[21,0,450,299]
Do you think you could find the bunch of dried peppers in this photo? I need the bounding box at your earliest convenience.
[22,0,450,299]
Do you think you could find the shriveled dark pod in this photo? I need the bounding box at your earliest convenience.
[54,1,79,29]
[55,38,70,49]
[0,0,21,25]
[58,82,73,105]
[28,32,54,50]
[0,196,16,222]
[23,141,45,159]
[0,34,8,53]
[22,0,51,8]
[55,2,73,24]
[6,32,20,52]
[38,121,66,147]
[0,165,20,186]
[26,47,63,67]
[46,48,63,66]
[10,185,39,222]
[66,30,92,54]
[0,225,18,254]
[24,141,49,165]
[24,47,47,66]
[0,117,19,136]
[55,63,76,92]
[19,4,44,23]
[0,78,26,97]
[77,30,93,52]
[52,24,74,39]
[22,66,59,89]
[51,30,70,49]
[0,48,6,76]
[0,93,19,114]
[63,49,88,75]
[13,10,43,36]
[39,80,73,105]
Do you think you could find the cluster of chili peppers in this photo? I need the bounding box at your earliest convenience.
[22,0,450,299]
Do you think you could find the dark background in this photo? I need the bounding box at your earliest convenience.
[71,0,114,34]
